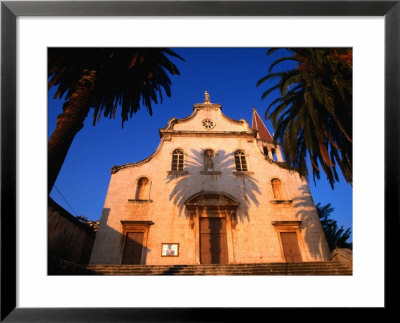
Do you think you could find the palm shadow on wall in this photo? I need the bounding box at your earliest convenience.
[166,148,261,223]
[89,207,153,266]
[292,184,335,259]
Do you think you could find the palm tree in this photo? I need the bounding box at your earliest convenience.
[256,48,352,188]
[48,48,183,193]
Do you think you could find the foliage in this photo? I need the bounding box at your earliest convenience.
[48,48,183,193]
[76,215,88,223]
[316,202,352,251]
[75,215,99,238]
[48,48,184,126]
[257,48,352,188]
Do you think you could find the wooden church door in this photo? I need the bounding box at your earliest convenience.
[122,232,144,264]
[280,232,302,262]
[200,217,228,264]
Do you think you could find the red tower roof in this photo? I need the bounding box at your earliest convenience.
[252,107,274,143]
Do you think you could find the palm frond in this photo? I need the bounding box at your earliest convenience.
[258,48,352,187]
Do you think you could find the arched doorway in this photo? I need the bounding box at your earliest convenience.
[185,191,239,264]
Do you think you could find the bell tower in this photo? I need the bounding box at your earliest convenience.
[251,107,283,162]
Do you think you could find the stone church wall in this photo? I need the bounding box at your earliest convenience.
[89,101,331,265]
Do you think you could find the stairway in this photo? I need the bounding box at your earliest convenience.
[82,261,352,276]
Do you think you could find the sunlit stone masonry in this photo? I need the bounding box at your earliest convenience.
[89,92,330,265]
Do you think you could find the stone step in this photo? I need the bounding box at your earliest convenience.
[93,272,352,276]
[90,270,352,275]
[88,270,352,276]
[86,262,350,266]
[86,264,350,271]
[83,262,352,276]
[85,269,352,275]
[85,269,351,274]
[86,261,350,269]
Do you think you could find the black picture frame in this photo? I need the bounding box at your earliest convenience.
[1,1,398,321]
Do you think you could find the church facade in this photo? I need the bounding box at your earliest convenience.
[89,93,330,265]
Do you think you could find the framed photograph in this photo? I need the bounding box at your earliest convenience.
[161,243,179,257]
[2,0,399,321]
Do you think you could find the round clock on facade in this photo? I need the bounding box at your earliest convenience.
[202,119,215,129]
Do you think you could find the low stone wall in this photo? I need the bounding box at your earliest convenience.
[48,255,93,275]
[329,248,353,265]
[48,198,96,269]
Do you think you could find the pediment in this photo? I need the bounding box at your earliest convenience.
[185,191,240,209]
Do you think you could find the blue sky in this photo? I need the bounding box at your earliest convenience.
[48,48,352,239]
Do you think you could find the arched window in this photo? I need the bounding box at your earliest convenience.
[171,149,184,171]
[203,149,215,171]
[234,150,248,171]
[136,177,150,200]
[271,178,284,200]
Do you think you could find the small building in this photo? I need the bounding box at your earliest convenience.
[48,198,97,267]
[89,93,330,265]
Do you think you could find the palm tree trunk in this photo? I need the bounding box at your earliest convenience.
[48,70,96,194]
